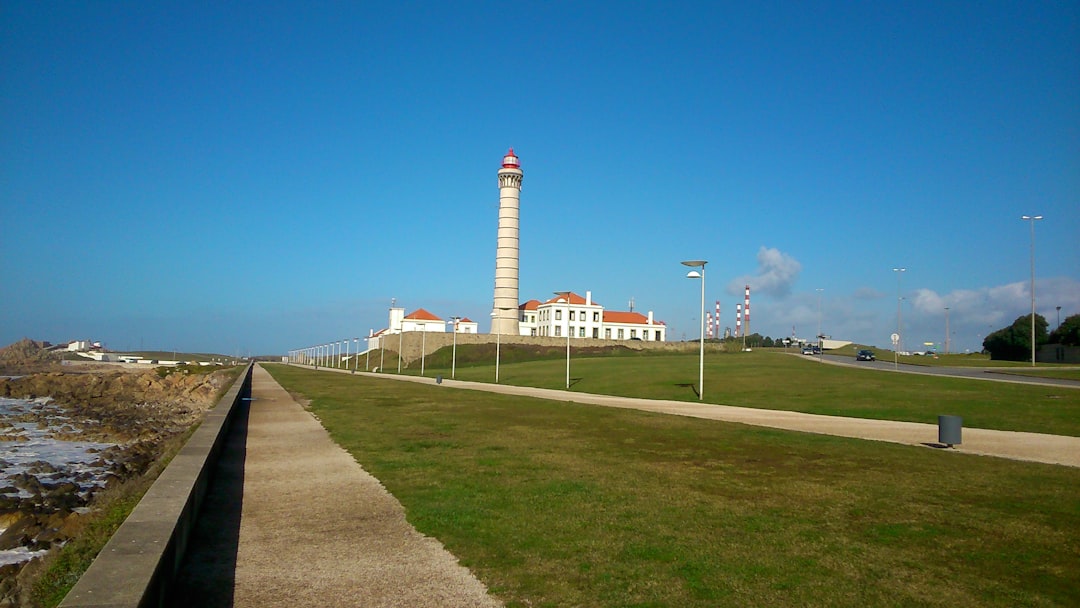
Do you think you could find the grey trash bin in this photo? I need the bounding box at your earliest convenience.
[436,375,443,384]
[938,415,962,447]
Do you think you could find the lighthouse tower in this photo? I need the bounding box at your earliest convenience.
[491,148,523,335]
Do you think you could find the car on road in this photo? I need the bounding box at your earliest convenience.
[856,349,876,361]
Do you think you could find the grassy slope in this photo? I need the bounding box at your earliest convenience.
[265,364,1080,608]
[397,347,1080,437]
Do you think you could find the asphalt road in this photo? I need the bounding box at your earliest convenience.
[808,353,1080,389]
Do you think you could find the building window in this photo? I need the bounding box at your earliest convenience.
[605,328,611,339]
[618,328,624,339]
[656,330,662,341]
[579,327,586,337]
[593,312,600,322]
[631,329,637,338]
[555,310,562,321]
[592,328,599,338]
[555,326,562,337]
[570,311,576,321]
[569,326,574,337]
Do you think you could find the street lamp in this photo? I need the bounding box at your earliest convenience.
[343,339,349,369]
[1022,215,1043,366]
[490,310,502,383]
[447,317,461,379]
[420,324,427,377]
[353,338,359,373]
[682,260,707,401]
[816,288,824,361]
[893,268,906,355]
[398,328,403,374]
[554,291,573,389]
[944,308,950,355]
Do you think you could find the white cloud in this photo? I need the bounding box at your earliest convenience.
[727,247,802,298]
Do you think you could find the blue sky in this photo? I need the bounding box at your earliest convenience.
[2,1,1077,356]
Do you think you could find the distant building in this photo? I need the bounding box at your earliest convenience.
[519,291,666,342]
[368,307,478,349]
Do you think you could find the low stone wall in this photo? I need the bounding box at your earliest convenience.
[371,332,699,366]
[58,363,254,608]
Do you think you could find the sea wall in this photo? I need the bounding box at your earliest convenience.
[58,363,253,608]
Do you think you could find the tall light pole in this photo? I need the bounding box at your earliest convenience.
[447,317,461,379]
[420,324,427,377]
[944,308,950,355]
[353,338,359,373]
[344,339,350,369]
[892,268,906,355]
[1022,215,1043,366]
[816,288,824,361]
[682,260,707,401]
[490,310,501,383]
[554,292,573,389]
[398,328,403,374]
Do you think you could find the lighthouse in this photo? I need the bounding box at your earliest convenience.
[491,148,523,335]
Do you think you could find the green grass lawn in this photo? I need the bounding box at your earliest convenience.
[265,364,1080,608]
[383,347,1080,437]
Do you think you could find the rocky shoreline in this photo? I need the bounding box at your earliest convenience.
[0,340,237,607]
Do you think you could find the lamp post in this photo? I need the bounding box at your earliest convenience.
[816,288,824,362]
[420,324,427,377]
[490,311,501,383]
[353,338,359,373]
[447,317,461,379]
[398,328,403,374]
[344,339,350,369]
[944,307,950,355]
[1022,215,1043,366]
[682,260,707,401]
[892,268,906,355]
[554,292,573,389]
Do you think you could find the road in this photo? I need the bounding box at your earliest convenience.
[810,353,1080,389]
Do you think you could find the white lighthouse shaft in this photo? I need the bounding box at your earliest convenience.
[492,149,522,335]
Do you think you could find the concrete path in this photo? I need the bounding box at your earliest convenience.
[307,366,1080,469]
[171,365,503,607]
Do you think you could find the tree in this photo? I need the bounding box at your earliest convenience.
[982,314,1049,361]
[1048,314,1080,346]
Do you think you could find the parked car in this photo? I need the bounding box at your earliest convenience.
[856,349,876,361]
[802,346,814,355]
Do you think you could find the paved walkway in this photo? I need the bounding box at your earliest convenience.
[171,365,503,607]
[326,366,1080,468]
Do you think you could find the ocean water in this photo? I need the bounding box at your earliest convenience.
[1,397,117,565]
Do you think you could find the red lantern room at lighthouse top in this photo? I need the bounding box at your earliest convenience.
[502,148,520,168]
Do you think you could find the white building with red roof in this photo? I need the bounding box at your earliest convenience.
[519,291,666,342]
[369,306,479,349]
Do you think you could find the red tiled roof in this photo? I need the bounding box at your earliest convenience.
[405,308,442,321]
[603,311,650,324]
[519,299,541,310]
[459,317,475,323]
[542,292,598,306]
